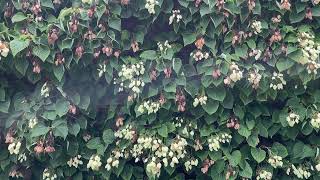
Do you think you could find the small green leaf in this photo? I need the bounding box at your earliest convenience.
[202,99,219,115]
[109,16,121,31]
[103,129,115,145]
[207,86,226,101]
[10,39,30,56]
[53,65,65,81]
[55,99,70,117]
[158,124,168,138]
[140,50,157,60]
[182,33,197,46]
[32,45,50,61]
[31,125,50,137]
[86,137,102,150]
[251,148,266,163]
[11,12,27,23]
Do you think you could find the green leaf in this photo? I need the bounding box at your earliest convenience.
[103,129,115,145]
[207,86,226,101]
[15,59,29,76]
[276,58,295,72]
[42,0,54,9]
[53,65,65,81]
[68,122,80,136]
[0,100,10,113]
[31,125,50,137]
[86,137,102,150]
[229,150,241,167]
[251,148,266,163]
[0,88,5,101]
[202,99,219,115]
[239,161,252,178]
[173,58,182,73]
[32,45,50,61]
[10,39,30,56]
[271,142,288,158]
[55,99,70,117]
[53,122,68,139]
[109,16,121,31]
[238,125,251,138]
[140,50,157,60]
[182,33,197,46]
[11,12,27,23]
[158,124,168,138]
[121,164,133,180]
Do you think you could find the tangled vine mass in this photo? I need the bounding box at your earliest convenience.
[2,0,320,179]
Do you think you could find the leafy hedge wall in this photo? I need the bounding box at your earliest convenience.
[2,0,320,179]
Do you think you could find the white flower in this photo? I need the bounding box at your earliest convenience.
[257,170,272,180]
[82,0,92,4]
[270,72,286,90]
[67,155,83,168]
[268,155,283,168]
[145,0,159,14]
[18,153,27,163]
[42,168,57,180]
[248,70,262,89]
[311,112,320,129]
[286,112,300,127]
[315,163,320,172]
[28,117,38,129]
[251,20,262,34]
[87,155,102,171]
[169,10,182,25]
[41,82,50,97]
[8,141,21,155]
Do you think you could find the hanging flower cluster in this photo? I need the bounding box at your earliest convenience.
[0,41,9,59]
[311,112,320,129]
[105,150,122,170]
[193,95,208,107]
[248,49,262,60]
[251,20,262,34]
[40,82,50,97]
[28,117,38,129]
[286,112,300,127]
[8,141,21,155]
[208,133,232,151]
[268,155,283,168]
[67,155,83,168]
[289,164,312,179]
[18,153,27,163]
[87,155,102,171]
[297,32,320,74]
[137,100,161,114]
[114,124,136,141]
[190,50,209,61]
[248,70,262,89]
[145,0,159,14]
[224,62,243,85]
[256,170,272,180]
[42,168,57,180]
[157,40,172,54]
[270,72,286,90]
[169,10,182,25]
[115,62,146,97]
[184,158,199,171]
[173,117,197,138]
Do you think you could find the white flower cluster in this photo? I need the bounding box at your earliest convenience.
[137,100,161,114]
[251,20,262,34]
[298,32,320,74]
[105,150,122,171]
[248,70,262,89]
[87,155,102,171]
[249,49,262,60]
[286,112,300,127]
[145,0,159,14]
[208,133,232,151]
[42,168,57,180]
[193,95,208,107]
[146,158,162,177]
[314,0,320,5]
[270,72,286,90]
[97,63,107,78]
[116,62,145,98]
[114,125,135,141]
[290,164,311,179]
[169,10,182,25]
[268,155,283,168]
[173,118,197,137]
[18,153,27,163]
[184,159,199,171]
[41,82,50,97]
[224,62,243,85]
[67,155,83,168]
[0,41,9,59]
[315,163,320,171]
[256,170,272,180]
[157,40,172,54]
[8,141,21,155]
[28,117,38,129]
[190,50,209,61]
[311,112,320,129]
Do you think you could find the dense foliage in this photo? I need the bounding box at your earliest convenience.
[2,0,320,179]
